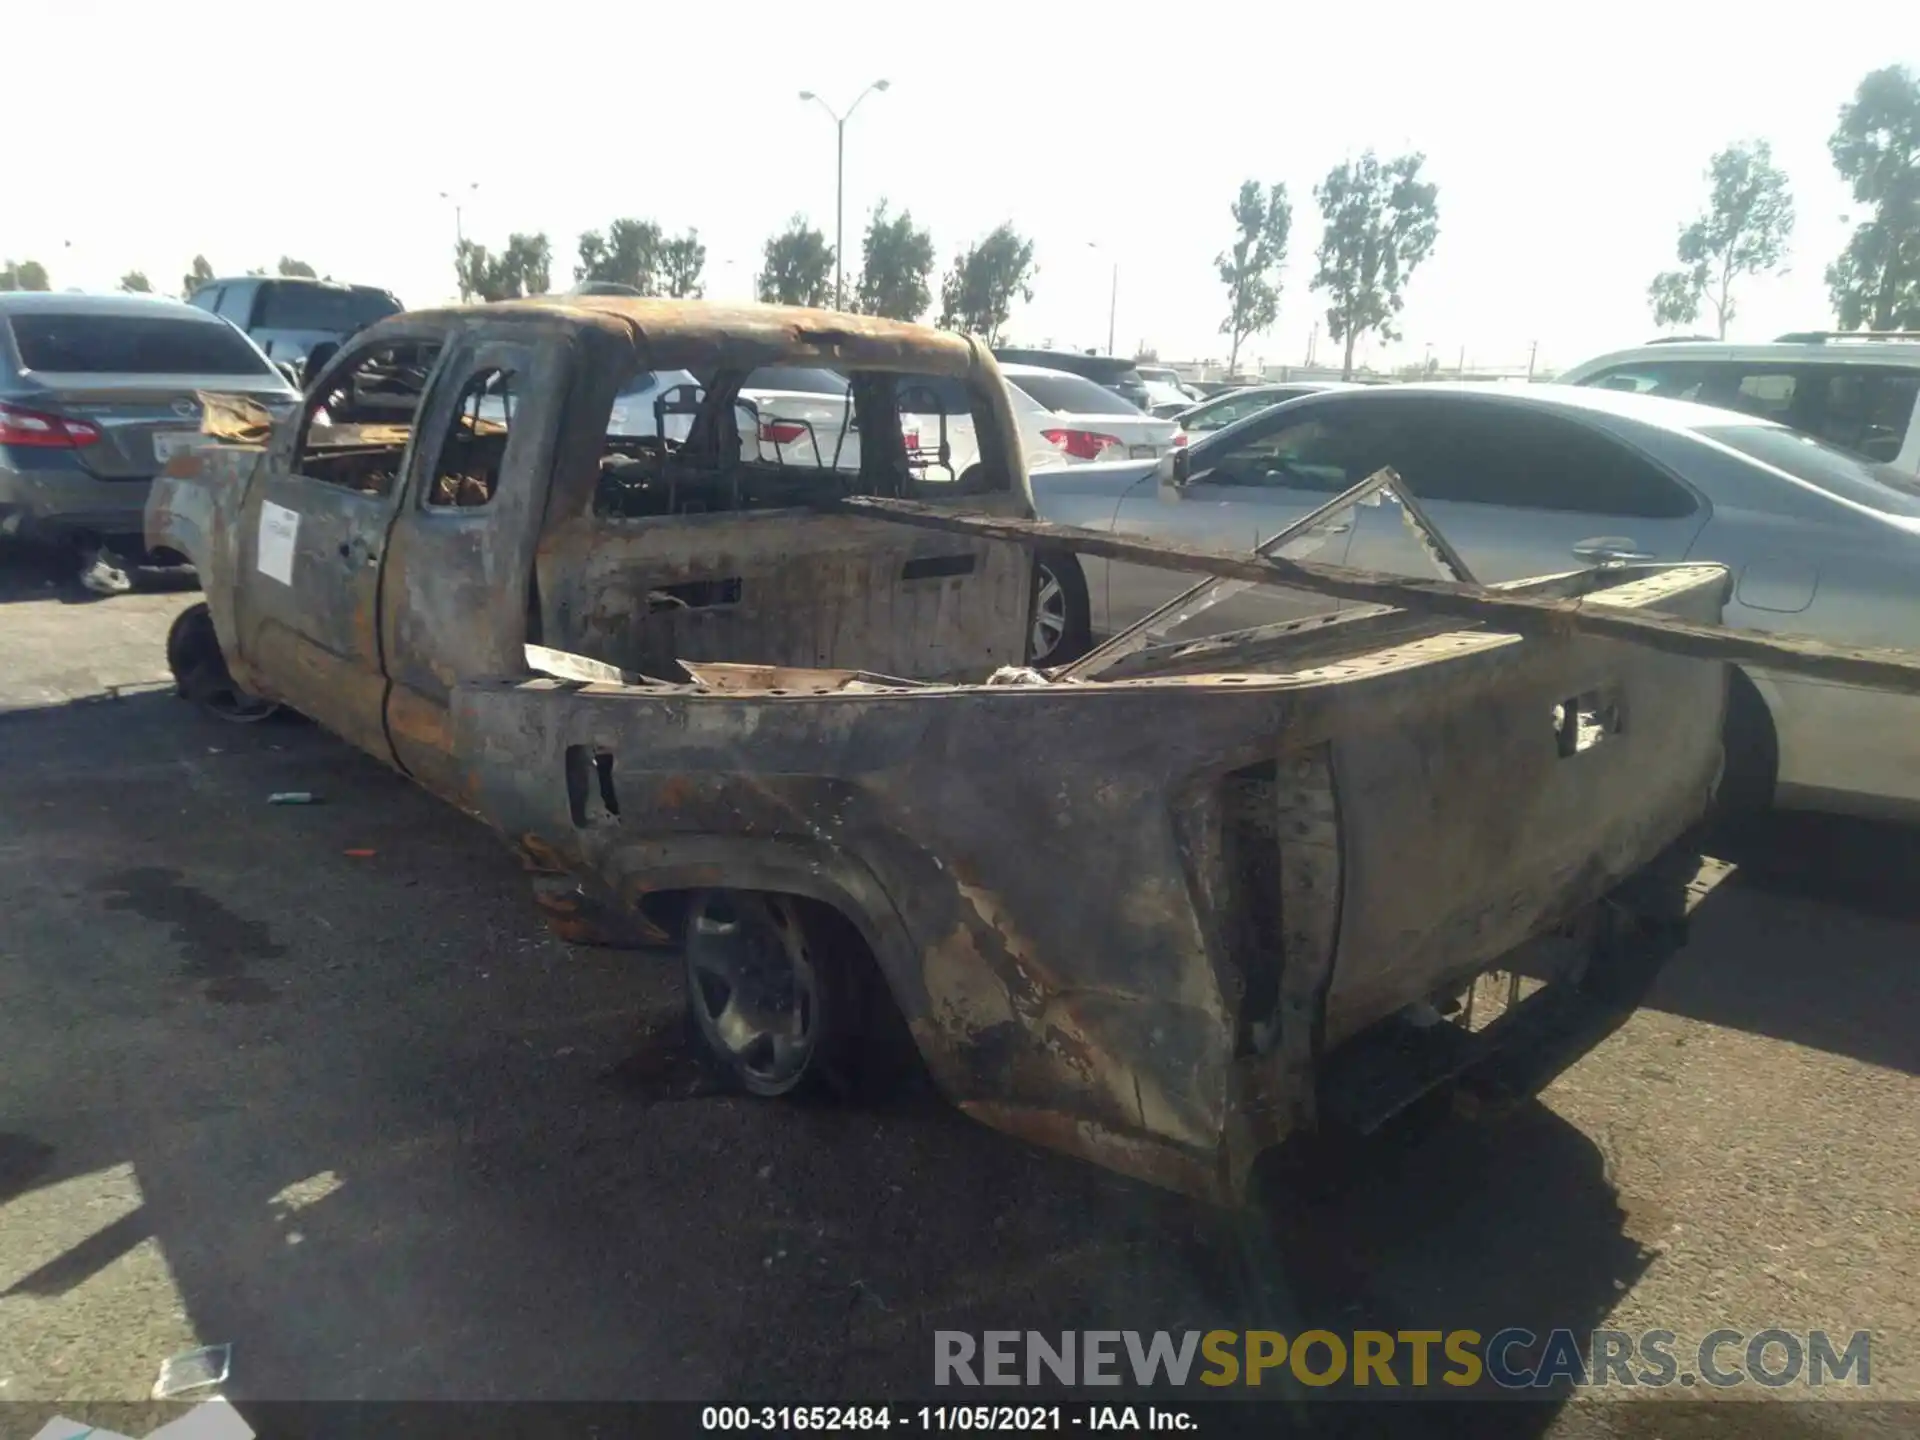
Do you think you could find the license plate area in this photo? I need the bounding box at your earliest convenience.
[152,430,207,465]
[1130,444,1156,459]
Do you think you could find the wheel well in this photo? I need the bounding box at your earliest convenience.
[166,602,219,686]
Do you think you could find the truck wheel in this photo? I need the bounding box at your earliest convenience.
[1030,552,1091,666]
[682,890,918,1101]
[166,603,280,724]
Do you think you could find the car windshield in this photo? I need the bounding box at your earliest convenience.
[1698,423,1920,517]
[256,285,401,332]
[744,366,849,396]
[1010,372,1140,415]
[7,312,277,376]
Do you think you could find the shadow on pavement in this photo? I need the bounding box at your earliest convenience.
[1647,814,1920,1076]
[0,694,1653,1433]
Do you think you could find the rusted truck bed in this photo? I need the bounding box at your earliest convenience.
[454,562,1728,1202]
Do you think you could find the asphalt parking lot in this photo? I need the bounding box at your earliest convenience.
[1,542,1915,1438]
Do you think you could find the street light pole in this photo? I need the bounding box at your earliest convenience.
[799,81,890,311]
[440,182,479,299]
[1107,260,1117,357]
[1086,242,1117,356]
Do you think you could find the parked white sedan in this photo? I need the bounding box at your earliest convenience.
[1001,363,1182,465]
[603,365,1070,482]
[1031,382,1920,823]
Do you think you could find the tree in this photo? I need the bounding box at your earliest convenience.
[455,233,553,303]
[936,223,1036,341]
[1216,180,1292,372]
[1310,151,1441,380]
[181,254,213,299]
[277,256,317,278]
[757,217,834,306]
[120,270,152,293]
[1,259,51,291]
[661,229,706,298]
[1646,141,1795,338]
[575,218,663,292]
[1826,65,1920,331]
[505,233,551,296]
[855,201,935,321]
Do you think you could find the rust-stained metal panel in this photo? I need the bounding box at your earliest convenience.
[450,563,1728,1201]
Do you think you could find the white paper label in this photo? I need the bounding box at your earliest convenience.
[257,501,299,585]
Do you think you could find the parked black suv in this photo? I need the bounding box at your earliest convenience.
[990,347,1151,410]
[187,277,403,381]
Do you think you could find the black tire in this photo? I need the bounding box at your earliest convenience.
[1029,551,1091,667]
[166,603,281,724]
[1711,667,1777,824]
[683,890,901,1100]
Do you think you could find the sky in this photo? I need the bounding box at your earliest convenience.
[8,1,1917,376]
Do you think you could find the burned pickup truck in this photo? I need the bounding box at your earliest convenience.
[152,296,1747,1202]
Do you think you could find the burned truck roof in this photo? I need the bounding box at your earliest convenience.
[361,296,990,378]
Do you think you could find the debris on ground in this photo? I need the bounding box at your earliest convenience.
[151,1342,232,1399]
[78,546,135,596]
[266,792,316,805]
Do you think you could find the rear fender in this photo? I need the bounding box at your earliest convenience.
[145,438,265,676]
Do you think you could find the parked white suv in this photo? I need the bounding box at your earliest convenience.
[1557,332,1920,475]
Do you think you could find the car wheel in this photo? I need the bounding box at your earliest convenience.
[1710,668,1777,823]
[683,890,861,1099]
[166,603,281,724]
[1030,552,1091,666]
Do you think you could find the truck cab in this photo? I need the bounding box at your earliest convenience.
[149,298,1037,802]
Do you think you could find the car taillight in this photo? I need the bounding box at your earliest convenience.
[1172,431,1188,448]
[759,420,808,446]
[904,429,921,451]
[1041,428,1121,461]
[0,401,102,448]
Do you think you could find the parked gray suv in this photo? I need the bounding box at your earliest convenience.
[187,276,402,380]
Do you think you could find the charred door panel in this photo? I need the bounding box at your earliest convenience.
[233,466,394,755]
[380,336,562,804]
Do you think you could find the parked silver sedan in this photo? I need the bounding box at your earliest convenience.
[1172,380,1357,434]
[1,292,298,584]
[1030,382,1920,822]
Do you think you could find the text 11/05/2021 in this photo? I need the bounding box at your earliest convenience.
[702,1406,1191,1432]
